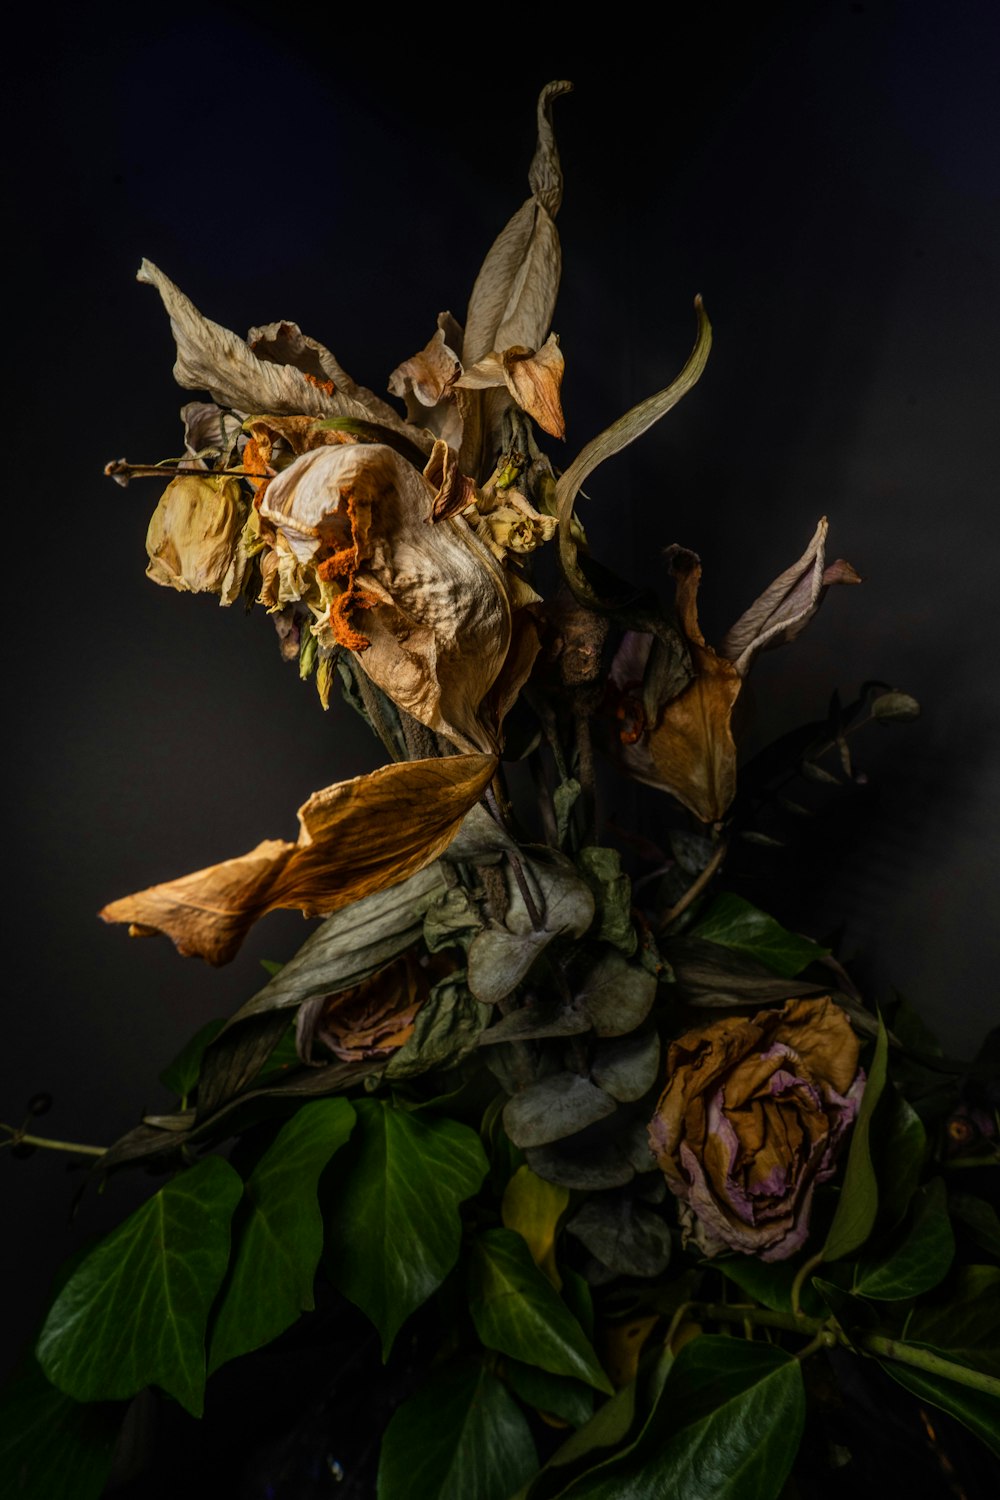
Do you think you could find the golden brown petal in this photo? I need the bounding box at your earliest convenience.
[145,475,248,601]
[99,754,496,965]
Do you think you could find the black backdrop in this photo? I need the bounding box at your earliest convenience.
[5,0,998,1399]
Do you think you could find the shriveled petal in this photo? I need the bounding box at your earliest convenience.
[423,439,478,523]
[458,336,566,439]
[247,318,405,430]
[145,475,248,600]
[462,81,572,366]
[296,951,429,1063]
[261,443,521,752]
[718,517,862,675]
[389,317,463,409]
[180,402,242,467]
[99,754,496,965]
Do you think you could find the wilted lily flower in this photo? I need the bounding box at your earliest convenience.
[609,518,861,822]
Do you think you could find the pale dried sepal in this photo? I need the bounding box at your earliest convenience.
[99,754,496,965]
[261,443,522,751]
[557,299,712,602]
[458,335,566,439]
[718,517,861,675]
[181,402,242,468]
[462,81,572,366]
[145,475,248,600]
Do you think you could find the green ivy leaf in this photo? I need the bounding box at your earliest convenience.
[906,1265,1000,1378]
[879,1363,1000,1459]
[690,894,828,977]
[325,1100,488,1357]
[377,1359,537,1500]
[853,1177,955,1300]
[563,1338,805,1500]
[208,1098,356,1373]
[505,1360,595,1428]
[0,1358,122,1500]
[468,1229,612,1394]
[823,1012,888,1262]
[158,1017,225,1098]
[36,1156,242,1416]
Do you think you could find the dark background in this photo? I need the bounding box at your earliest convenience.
[5,0,998,1398]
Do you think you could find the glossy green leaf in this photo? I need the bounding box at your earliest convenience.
[505,1360,595,1427]
[468,1230,612,1393]
[208,1098,356,1372]
[879,1362,1000,1459]
[823,1013,888,1262]
[326,1100,488,1357]
[159,1017,225,1098]
[577,847,637,955]
[690,893,828,977]
[0,1358,122,1500]
[874,1087,926,1229]
[564,1338,805,1499]
[717,1255,823,1318]
[949,1193,1000,1259]
[377,1360,537,1500]
[907,1265,1000,1378]
[853,1177,954,1300]
[37,1156,242,1416]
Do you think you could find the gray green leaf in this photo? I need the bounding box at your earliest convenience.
[503,1074,617,1149]
[590,1032,660,1103]
[577,846,636,955]
[37,1156,242,1416]
[386,976,490,1079]
[566,1198,671,1278]
[578,952,657,1038]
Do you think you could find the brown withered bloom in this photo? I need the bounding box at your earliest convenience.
[296,952,432,1064]
[609,519,861,822]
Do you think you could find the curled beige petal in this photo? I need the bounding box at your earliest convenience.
[99,754,496,966]
[388,319,463,410]
[457,336,566,440]
[145,475,248,599]
[718,518,861,675]
[247,318,406,430]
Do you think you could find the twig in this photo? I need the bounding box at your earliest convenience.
[1,1124,105,1158]
[658,839,728,930]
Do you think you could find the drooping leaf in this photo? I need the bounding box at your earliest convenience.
[554,778,582,847]
[100,754,495,965]
[468,852,595,1006]
[37,1157,243,1416]
[578,952,658,1038]
[562,1338,805,1500]
[589,1032,660,1103]
[690,893,828,978]
[906,1265,1000,1378]
[664,938,829,1007]
[502,1165,571,1288]
[870,690,921,722]
[479,995,592,1046]
[0,1358,122,1500]
[853,1177,955,1301]
[565,1197,672,1278]
[326,1100,488,1357]
[873,1086,927,1229]
[879,1363,1000,1459]
[159,1017,225,1097]
[503,1074,617,1150]
[823,1012,889,1262]
[468,1230,612,1394]
[385,975,490,1079]
[196,1010,294,1121]
[377,1360,537,1500]
[576,846,636,955]
[208,1099,356,1373]
[505,1360,595,1428]
[949,1193,1000,1259]
[423,884,484,953]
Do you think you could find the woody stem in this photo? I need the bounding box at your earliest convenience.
[658,838,728,930]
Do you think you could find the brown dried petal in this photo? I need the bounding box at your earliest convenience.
[99,754,496,965]
[298,951,429,1063]
[145,475,248,600]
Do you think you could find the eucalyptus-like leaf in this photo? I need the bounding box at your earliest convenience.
[503,1074,617,1150]
[377,1360,537,1500]
[527,1135,635,1192]
[554,778,582,847]
[467,852,594,1006]
[0,1358,122,1500]
[478,995,592,1046]
[565,1197,672,1279]
[562,1338,805,1500]
[208,1099,356,1373]
[37,1157,243,1416]
[823,1013,888,1262]
[502,1165,571,1289]
[325,1100,488,1357]
[590,1032,660,1103]
[556,299,712,606]
[468,1230,612,1393]
[853,1176,955,1301]
[689,893,829,977]
[879,1363,1000,1459]
[226,865,449,1023]
[577,951,658,1038]
[577,846,637,955]
[100,754,495,966]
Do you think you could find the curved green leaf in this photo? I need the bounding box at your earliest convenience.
[36,1156,242,1416]
[853,1177,954,1301]
[690,893,828,977]
[159,1017,225,1098]
[880,1362,1000,1459]
[0,1358,122,1500]
[377,1360,537,1500]
[505,1360,594,1428]
[325,1100,488,1357]
[565,1338,805,1500]
[468,1229,612,1393]
[208,1098,356,1372]
[873,1086,926,1229]
[823,1012,888,1262]
[907,1265,1000,1378]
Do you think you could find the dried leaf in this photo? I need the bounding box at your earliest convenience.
[503,1074,617,1150]
[567,1198,672,1279]
[467,851,595,1005]
[100,754,495,965]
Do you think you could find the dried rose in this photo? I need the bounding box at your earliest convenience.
[609,520,861,822]
[296,952,430,1063]
[647,997,865,1261]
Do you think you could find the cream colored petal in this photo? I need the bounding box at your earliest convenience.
[247,318,405,429]
[100,754,497,966]
[462,81,572,366]
[145,475,248,600]
[718,518,861,675]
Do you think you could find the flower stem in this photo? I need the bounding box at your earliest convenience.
[859,1335,1000,1397]
[790,1249,826,1320]
[1,1124,105,1158]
